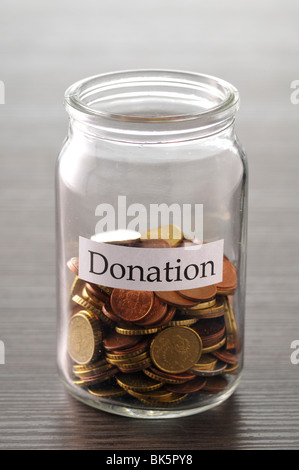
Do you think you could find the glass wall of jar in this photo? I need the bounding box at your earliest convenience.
[56,70,248,418]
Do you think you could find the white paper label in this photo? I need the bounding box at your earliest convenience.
[78,236,224,291]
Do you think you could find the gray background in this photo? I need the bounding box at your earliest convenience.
[0,0,298,449]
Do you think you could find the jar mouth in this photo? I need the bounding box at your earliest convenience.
[64,70,239,142]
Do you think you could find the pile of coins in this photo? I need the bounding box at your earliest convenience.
[66,227,240,408]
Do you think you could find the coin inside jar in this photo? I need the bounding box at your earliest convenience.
[150,326,202,374]
[111,289,154,322]
[67,310,102,365]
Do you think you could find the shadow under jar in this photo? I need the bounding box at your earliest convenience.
[56,70,248,419]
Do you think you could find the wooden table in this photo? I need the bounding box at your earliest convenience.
[0,0,298,450]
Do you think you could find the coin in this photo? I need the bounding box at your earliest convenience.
[72,294,115,328]
[202,376,228,393]
[150,326,202,374]
[223,297,238,350]
[67,310,102,365]
[155,291,200,308]
[82,286,105,308]
[85,282,109,302]
[136,392,189,406]
[191,361,228,377]
[117,358,152,373]
[67,257,79,275]
[212,348,239,365]
[202,336,226,354]
[88,383,127,397]
[191,354,218,371]
[165,377,207,394]
[111,289,154,322]
[184,298,217,310]
[180,297,225,319]
[223,363,240,375]
[73,362,115,378]
[134,295,168,327]
[103,330,143,351]
[127,388,173,402]
[216,257,237,292]
[116,372,163,392]
[149,305,177,328]
[145,367,196,382]
[168,315,199,327]
[115,325,163,335]
[178,285,217,302]
[106,351,150,366]
[106,340,150,360]
[140,224,183,247]
[143,368,188,384]
[191,317,226,347]
[102,301,123,323]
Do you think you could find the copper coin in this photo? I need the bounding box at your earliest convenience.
[212,348,239,365]
[155,291,200,308]
[147,367,197,382]
[111,289,154,322]
[85,283,109,302]
[133,239,171,249]
[202,376,228,393]
[178,285,217,302]
[216,258,237,291]
[103,330,143,351]
[67,257,79,275]
[165,377,207,394]
[102,301,123,323]
[192,317,225,342]
[134,295,168,327]
[149,305,177,328]
[110,339,150,356]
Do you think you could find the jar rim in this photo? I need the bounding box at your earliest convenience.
[64,70,239,142]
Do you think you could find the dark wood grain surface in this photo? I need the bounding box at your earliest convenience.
[0,0,299,450]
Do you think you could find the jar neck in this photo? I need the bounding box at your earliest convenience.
[69,115,237,145]
[64,70,239,144]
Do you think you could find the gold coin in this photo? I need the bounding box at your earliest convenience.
[88,384,126,397]
[127,388,173,402]
[224,297,238,350]
[202,336,226,354]
[140,224,183,247]
[67,310,102,365]
[70,277,85,298]
[82,286,105,308]
[191,354,218,371]
[106,351,150,365]
[186,298,217,310]
[115,325,162,336]
[72,295,115,328]
[73,362,114,378]
[73,358,108,372]
[116,357,152,371]
[143,368,187,384]
[136,392,188,407]
[168,316,199,327]
[180,297,225,317]
[116,372,163,392]
[150,326,202,374]
[223,362,240,375]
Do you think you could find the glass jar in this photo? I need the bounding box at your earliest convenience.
[56,70,248,419]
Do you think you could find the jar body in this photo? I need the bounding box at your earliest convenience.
[56,71,248,418]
